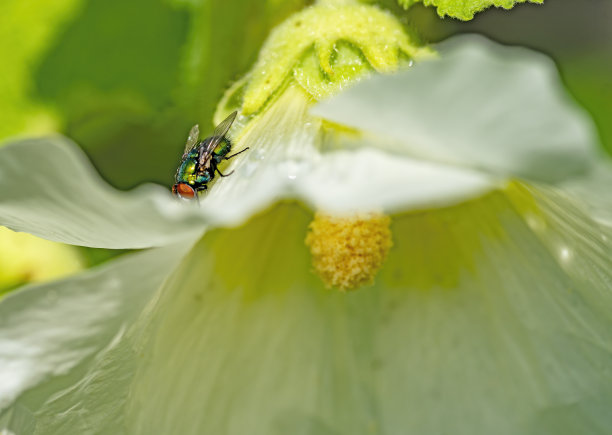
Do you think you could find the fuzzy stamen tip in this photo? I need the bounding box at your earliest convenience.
[305,211,392,291]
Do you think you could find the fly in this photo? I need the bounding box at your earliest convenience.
[172,111,248,199]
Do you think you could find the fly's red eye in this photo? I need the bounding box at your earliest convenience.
[174,183,196,199]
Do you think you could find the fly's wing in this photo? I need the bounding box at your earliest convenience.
[182,124,200,158]
[198,111,237,166]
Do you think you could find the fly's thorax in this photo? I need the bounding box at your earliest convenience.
[176,153,199,184]
[176,148,214,188]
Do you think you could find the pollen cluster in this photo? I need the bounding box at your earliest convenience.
[305,212,392,291]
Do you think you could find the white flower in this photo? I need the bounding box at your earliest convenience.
[0,25,611,435]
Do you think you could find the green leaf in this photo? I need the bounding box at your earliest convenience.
[312,35,599,184]
[398,0,543,21]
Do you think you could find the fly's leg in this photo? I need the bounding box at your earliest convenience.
[194,184,207,203]
[216,167,234,177]
[212,150,245,178]
[224,147,249,160]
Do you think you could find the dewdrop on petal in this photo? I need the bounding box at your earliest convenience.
[305,211,393,290]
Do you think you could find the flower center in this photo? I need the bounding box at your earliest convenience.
[305,212,392,290]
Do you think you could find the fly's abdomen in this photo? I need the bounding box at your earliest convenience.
[213,139,231,163]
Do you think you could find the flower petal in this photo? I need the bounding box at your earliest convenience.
[560,160,612,229]
[201,84,495,226]
[0,128,492,251]
[311,35,599,183]
[203,146,495,223]
[0,241,192,418]
[14,189,611,433]
[123,191,612,433]
[294,148,495,214]
[0,136,205,248]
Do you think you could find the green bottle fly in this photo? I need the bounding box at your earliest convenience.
[172,111,248,199]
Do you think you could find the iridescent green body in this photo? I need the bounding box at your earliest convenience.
[175,137,231,189]
[172,111,248,199]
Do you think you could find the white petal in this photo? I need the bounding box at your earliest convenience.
[311,35,599,183]
[3,188,612,433]
[0,241,191,414]
[0,137,205,249]
[198,85,495,225]
[560,159,612,229]
[295,148,495,213]
[125,192,612,433]
[0,129,492,254]
[198,148,495,224]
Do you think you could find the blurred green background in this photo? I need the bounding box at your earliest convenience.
[1,0,610,189]
[0,0,610,273]
[0,0,310,189]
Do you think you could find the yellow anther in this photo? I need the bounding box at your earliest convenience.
[305,212,392,291]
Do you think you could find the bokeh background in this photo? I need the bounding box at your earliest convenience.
[0,0,610,272]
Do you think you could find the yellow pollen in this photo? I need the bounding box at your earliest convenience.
[305,212,392,291]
